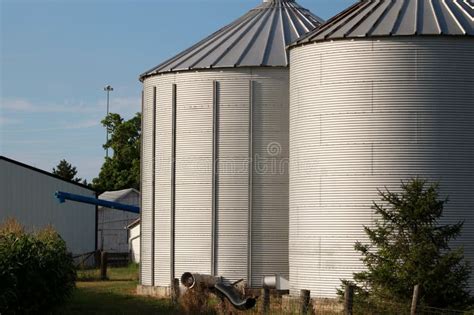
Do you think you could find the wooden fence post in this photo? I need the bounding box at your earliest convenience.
[344,284,354,315]
[300,289,311,315]
[94,250,101,268]
[172,278,180,304]
[410,284,420,315]
[262,287,270,314]
[100,251,108,280]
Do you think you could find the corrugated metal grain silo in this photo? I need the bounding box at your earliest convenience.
[289,0,474,298]
[139,0,323,293]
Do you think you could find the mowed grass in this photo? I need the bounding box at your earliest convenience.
[55,264,178,315]
[76,263,140,281]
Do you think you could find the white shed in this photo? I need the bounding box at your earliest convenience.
[0,156,97,256]
[98,188,139,253]
[127,219,140,263]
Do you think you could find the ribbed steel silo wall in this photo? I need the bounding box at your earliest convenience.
[250,74,289,286]
[154,82,174,287]
[174,78,214,278]
[143,75,175,288]
[141,84,154,286]
[216,78,251,283]
[289,37,474,298]
[143,68,289,288]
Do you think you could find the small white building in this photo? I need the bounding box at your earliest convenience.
[127,219,140,263]
[97,188,139,253]
[0,156,96,256]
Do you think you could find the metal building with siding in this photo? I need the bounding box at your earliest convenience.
[0,156,97,256]
[288,0,474,298]
[139,0,323,294]
[98,188,139,253]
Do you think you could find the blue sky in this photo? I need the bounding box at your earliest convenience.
[1,0,355,181]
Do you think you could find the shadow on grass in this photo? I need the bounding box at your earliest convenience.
[55,281,178,315]
[76,265,140,282]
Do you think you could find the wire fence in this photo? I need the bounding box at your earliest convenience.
[209,291,472,315]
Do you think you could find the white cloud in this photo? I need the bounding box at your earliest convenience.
[1,98,101,113]
[1,96,140,115]
[2,120,101,133]
[61,119,100,129]
[1,99,33,111]
[0,116,22,125]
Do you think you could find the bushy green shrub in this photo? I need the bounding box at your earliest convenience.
[0,219,76,314]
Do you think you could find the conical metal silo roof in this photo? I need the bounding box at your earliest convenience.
[140,0,323,80]
[291,0,473,47]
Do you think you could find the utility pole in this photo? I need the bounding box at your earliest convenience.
[103,85,114,158]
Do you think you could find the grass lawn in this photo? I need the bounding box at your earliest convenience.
[55,265,179,315]
[76,263,141,281]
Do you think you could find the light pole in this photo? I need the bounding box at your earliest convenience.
[104,85,114,158]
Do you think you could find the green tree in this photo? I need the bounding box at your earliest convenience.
[343,178,472,309]
[52,159,82,183]
[92,113,141,192]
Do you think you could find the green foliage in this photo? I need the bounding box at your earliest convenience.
[341,178,472,309]
[93,113,141,192]
[52,159,82,183]
[0,219,76,314]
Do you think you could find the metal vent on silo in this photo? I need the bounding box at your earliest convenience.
[289,0,473,298]
[139,0,324,292]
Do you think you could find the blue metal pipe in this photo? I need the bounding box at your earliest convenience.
[55,191,140,214]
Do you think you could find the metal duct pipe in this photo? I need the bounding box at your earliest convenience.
[262,274,290,290]
[181,272,218,289]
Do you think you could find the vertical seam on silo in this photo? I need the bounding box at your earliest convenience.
[211,80,219,277]
[247,80,254,287]
[152,86,157,287]
[140,89,143,285]
[170,84,177,286]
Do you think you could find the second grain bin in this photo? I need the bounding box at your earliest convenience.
[139,0,323,294]
[289,0,474,298]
